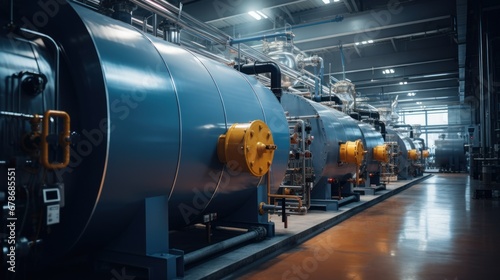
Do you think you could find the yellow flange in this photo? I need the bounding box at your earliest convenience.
[339,139,366,166]
[217,120,277,177]
[422,150,430,158]
[408,149,420,161]
[373,144,390,163]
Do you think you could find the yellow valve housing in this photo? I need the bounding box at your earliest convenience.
[339,139,366,166]
[422,150,430,158]
[373,144,390,163]
[217,120,277,177]
[408,149,419,161]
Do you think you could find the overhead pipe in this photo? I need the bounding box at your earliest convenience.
[229,32,293,46]
[183,226,267,265]
[128,0,332,99]
[237,61,282,102]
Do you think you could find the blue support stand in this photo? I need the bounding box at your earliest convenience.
[98,196,183,279]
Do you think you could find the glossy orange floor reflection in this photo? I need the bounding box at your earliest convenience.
[234,174,500,280]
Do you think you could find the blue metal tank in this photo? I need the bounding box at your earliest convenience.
[386,128,417,179]
[0,1,289,265]
[280,93,363,198]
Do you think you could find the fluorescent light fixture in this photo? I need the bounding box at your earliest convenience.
[334,0,340,2]
[355,42,360,45]
[362,41,367,44]
[256,11,268,19]
[322,0,331,3]
[383,69,394,74]
[248,11,262,20]
[407,92,416,96]
[368,40,374,43]
[416,101,422,105]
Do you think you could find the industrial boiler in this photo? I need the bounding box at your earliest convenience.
[0,1,290,278]
[280,93,389,210]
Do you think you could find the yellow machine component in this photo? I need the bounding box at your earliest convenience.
[41,110,71,169]
[339,139,366,166]
[408,149,420,161]
[372,144,390,163]
[422,150,430,158]
[217,120,277,177]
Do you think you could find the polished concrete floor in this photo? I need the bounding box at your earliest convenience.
[234,174,500,280]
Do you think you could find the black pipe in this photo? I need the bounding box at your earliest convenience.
[375,120,386,141]
[237,61,282,102]
[393,124,414,138]
[183,226,267,265]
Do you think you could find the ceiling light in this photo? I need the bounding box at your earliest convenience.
[407,92,416,96]
[383,69,394,74]
[248,11,262,20]
[256,11,268,19]
[322,0,331,4]
[334,0,340,2]
[355,42,360,45]
[390,69,395,73]
[362,41,367,44]
[416,101,422,105]
[368,40,374,43]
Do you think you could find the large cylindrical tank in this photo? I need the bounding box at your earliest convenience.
[435,139,466,172]
[1,1,288,264]
[281,93,364,197]
[386,128,416,178]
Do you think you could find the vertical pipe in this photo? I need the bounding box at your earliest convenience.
[479,3,486,156]
[485,30,491,154]
[152,14,158,37]
[10,0,14,25]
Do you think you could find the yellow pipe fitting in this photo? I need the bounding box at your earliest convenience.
[339,139,365,166]
[41,110,71,169]
[408,149,419,161]
[373,144,390,163]
[422,150,430,158]
[217,120,276,177]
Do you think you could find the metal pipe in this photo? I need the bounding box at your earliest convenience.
[286,114,319,120]
[0,111,40,119]
[486,29,491,154]
[375,120,386,140]
[479,1,486,156]
[229,32,293,46]
[183,226,267,265]
[128,0,331,99]
[152,13,158,37]
[237,61,282,102]
[9,0,13,25]
[267,194,303,209]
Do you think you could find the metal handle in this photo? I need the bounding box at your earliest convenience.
[41,110,70,169]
